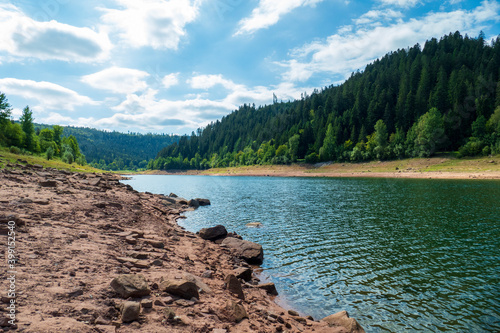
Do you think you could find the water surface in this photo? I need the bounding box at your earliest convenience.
[122,175,500,332]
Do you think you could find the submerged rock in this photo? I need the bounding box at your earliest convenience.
[245,222,263,228]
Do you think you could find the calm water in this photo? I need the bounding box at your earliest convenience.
[122,175,500,332]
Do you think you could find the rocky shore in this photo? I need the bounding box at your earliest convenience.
[0,162,364,333]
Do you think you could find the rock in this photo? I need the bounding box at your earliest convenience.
[39,179,57,187]
[188,199,200,208]
[110,274,151,298]
[128,252,148,259]
[134,260,150,269]
[159,279,199,300]
[140,299,153,309]
[212,329,227,333]
[169,193,178,198]
[94,316,110,325]
[201,270,213,278]
[67,288,84,298]
[152,259,163,266]
[221,237,264,265]
[225,274,245,300]
[145,239,164,248]
[199,225,227,241]
[245,222,263,228]
[125,236,137,245]
[163,307,176,320]
[288,310,299,316]
[234,267,252,282]
[257,282,278,296]
[196,198,211,206]
[220,300,248,323]
[120,301,140,323]
[322,310,365,333]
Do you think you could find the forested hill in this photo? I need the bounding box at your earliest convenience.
[62,127,179,170]
[34,125,179,170]
[152,31,500,170]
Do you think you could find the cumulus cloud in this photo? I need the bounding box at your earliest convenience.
[81,67,150,94]
[0,78,97,111]
[188,74,243,90]
[162,73,180,89]
[354,9,404,26]
[100,0,201,50]
[378,0,421,8]
[280,0,500,82]
[235,0,324,36]
[0,4,111,62]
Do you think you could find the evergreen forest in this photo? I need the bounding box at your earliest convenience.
[151,32,500,170]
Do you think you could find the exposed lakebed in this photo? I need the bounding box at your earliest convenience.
[122,175,500,332]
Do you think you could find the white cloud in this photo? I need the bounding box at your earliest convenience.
[162,73,180,89]
[81,67,150,94]
[100,0,201,50]
[235,0,324,36]
[0,78,97,111]
[354,9,404,26]
[280,0,500,82]
[0,4,111,62]
[378,0,420,8]
[188,74,243,90]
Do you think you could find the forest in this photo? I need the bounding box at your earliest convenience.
[151,32,500,170]
[59,127,179,171]
[0,97,84,165]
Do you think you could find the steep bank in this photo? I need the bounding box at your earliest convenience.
[0,162,364,332]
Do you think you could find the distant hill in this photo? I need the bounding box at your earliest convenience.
[34,124,179,170]
[152,31,500,170]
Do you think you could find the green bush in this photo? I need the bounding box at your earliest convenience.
[46,146,54,160]
[9,146,21,154]
[62,151,74,164]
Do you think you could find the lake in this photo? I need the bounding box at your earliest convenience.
[121,175,500,332]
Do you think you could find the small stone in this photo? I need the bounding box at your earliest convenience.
[159,279,199,300]
[288,310,299,316]
[257,282,278,296]
[134,260,150,269]
[125,236,138,245]
[94,316,110,325]
[225,274,245,300]
[201,270,213,278]
[146,239,164,248]
[234,267,252,282]
[140,299,153,309]
[39,179,57,187]
[221,300,248,323]
[120,301,140,323]
[152,259,163,266]
[154,299,165,307]
[163,307,176,320]
[110,274,151,298]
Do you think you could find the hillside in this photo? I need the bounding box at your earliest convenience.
[34,125,180,170]
[152,31,500,170]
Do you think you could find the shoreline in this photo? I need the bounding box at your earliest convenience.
[0,163,364,332]
[139,156,500,180]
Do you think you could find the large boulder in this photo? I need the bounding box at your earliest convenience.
[322,311,365,333]
[110,274,151,298]
[221,237,264,265]
[159,279,199,300]
[199,225,227,241]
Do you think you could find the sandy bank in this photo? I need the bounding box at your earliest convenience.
[0,163,364,332]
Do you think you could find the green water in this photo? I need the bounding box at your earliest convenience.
[122,175,500,332]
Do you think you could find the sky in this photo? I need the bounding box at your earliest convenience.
[0,0,499,135]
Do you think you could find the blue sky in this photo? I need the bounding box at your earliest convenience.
[0,0,499,135]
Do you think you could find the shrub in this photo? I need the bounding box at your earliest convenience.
[62,151,74,164]
[46,146,54,160]
[9,146,21,154]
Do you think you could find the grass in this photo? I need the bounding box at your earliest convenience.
[0,147,104,173]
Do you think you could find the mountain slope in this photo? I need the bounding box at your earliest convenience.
[152,31,500,170]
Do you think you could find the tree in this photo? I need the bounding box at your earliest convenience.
[288,134,300,162]
[319,124,336,161]
[374,119,388,160]
[53,125,63,155]
[414,108,447,157]
[0,92,11,125]
[20,106,36,151]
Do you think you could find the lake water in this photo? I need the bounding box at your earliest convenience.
[121,175,500,332]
